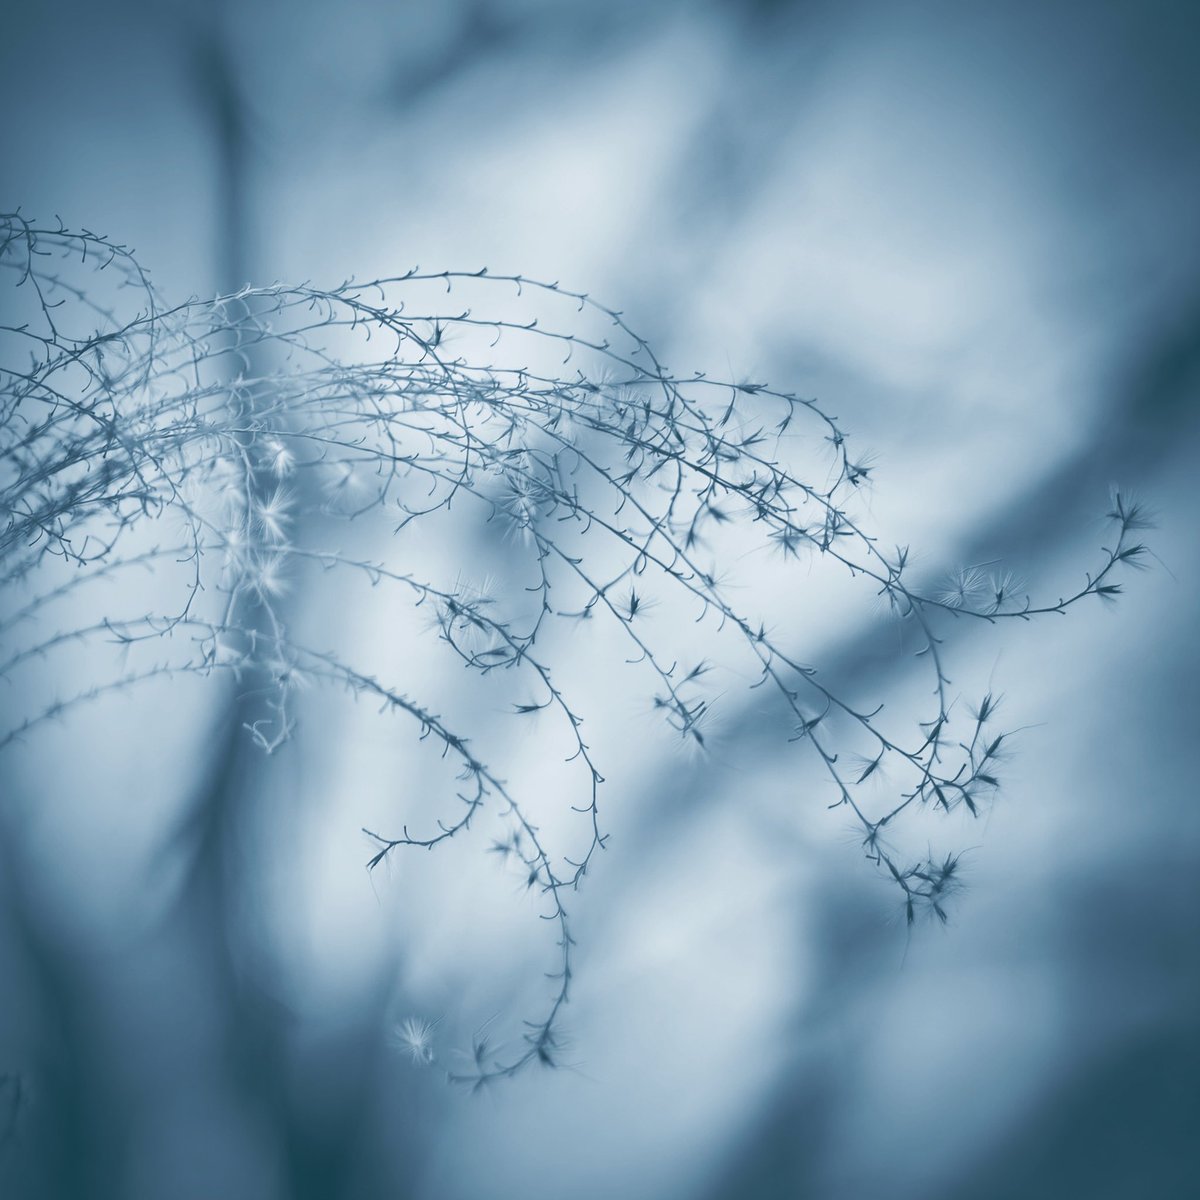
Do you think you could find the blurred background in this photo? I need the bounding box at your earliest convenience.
[1,1,1197,1196]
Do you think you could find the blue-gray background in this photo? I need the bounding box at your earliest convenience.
[1,1,1197,1197]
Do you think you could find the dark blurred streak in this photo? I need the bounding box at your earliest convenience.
[0,1071,20,1150]
[667,11,827,227]
[946,1021,1200,1200]
[976,845,1200,1200]
[183,5,258,292]
[388,1,523,107]
[697,883,893,1200]
[385,0,643,110]
[165,711,292,1175]
[161,705,419,1200]
[0,830,98,1198]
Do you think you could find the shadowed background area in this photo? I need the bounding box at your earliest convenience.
[1,1,1197,1197]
